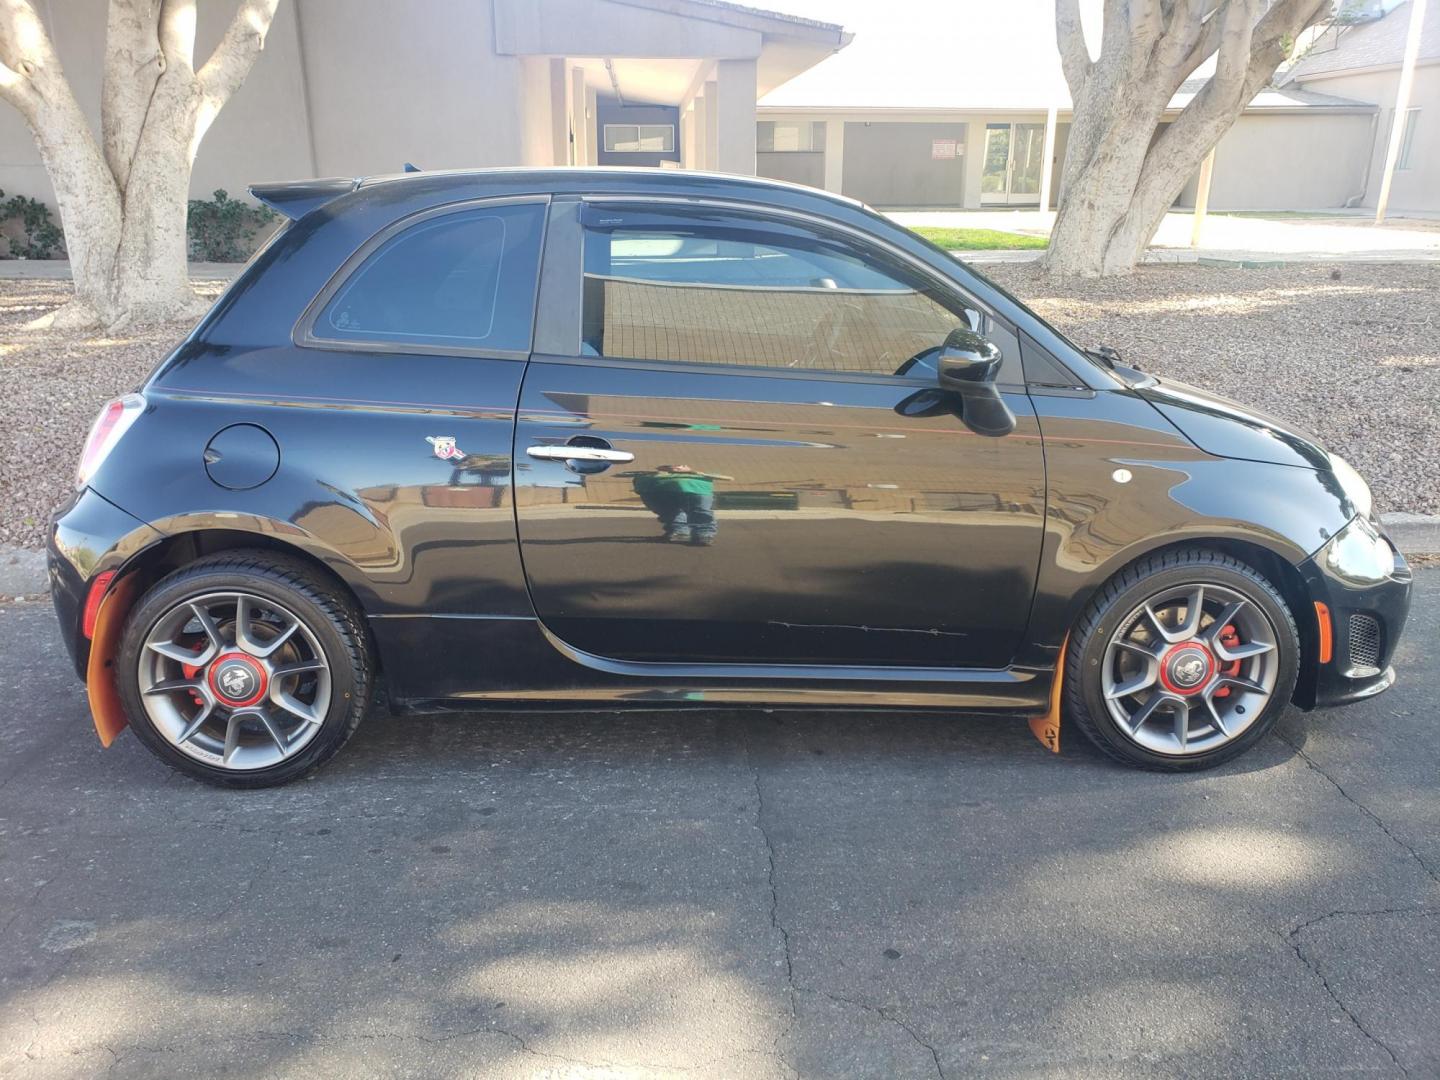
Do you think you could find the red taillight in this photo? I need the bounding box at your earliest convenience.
[82,570,117,639]
[76,393,144,490]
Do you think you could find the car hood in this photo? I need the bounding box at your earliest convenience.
[1137,376,1331,470]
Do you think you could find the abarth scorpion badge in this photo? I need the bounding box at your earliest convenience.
[426,435,464,461]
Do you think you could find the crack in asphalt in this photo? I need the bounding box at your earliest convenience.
[744,719,941,1080]
[812,989,946,1079]
[745,724,801,1080]
[1277,732,1440,886]
[1283,929,1409,1077]
[1280,908,1439,1078]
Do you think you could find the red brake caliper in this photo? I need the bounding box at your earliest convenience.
[1212,624,1242,697]
[182,654,206,708]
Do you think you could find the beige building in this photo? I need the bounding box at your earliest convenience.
[1282,0,1440,213]
[0,0,1432,219]
[0,0,849,206]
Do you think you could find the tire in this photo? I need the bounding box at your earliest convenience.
[116,550,372,788]
[1064,547,1299,771]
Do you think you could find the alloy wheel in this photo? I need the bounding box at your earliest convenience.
[1100,583,1279,756]
[136,591,332,770]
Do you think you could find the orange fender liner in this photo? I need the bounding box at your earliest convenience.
[1027,636,1067,754]
[86,573,140,747]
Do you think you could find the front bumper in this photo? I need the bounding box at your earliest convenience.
[1298,535,1412,709]
[48,487,163,680]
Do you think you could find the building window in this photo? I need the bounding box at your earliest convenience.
[604,124,675,153]
[1397,108,1419,171]
[757,121,827,153]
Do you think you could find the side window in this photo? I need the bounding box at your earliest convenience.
[581,215,1005,379]
[312,202,545,352]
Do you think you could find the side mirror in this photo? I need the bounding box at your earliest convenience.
[936,327,1002,388]
[936,328,1015,437]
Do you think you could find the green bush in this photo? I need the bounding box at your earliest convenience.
[0,190,65,259]
[187,189,277,262]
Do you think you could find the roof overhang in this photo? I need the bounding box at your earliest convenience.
[493,0,850,103]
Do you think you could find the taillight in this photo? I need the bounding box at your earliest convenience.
[82,570,117,639]
[76,393,145,490]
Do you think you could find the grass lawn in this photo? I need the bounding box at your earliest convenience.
[909,226,1049,251]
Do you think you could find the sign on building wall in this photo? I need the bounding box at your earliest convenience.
[931,139,959,160]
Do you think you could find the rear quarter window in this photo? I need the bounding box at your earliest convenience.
[308,201,545,353]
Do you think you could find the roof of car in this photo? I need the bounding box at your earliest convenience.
[252,167,867,222]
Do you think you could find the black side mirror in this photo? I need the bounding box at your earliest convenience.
[936,328,1015,437]
[936,327,1002,388]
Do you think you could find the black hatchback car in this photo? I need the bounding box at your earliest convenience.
[50,168,1412,787]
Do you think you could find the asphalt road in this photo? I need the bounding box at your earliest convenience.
[0,573,1436,1080]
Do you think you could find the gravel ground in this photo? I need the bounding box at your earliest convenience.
[0,280,223,548]
[1,263,1437,549]
[985,261,1440,516]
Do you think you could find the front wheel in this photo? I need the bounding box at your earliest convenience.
[117,551,372,787]
[1065,548,1299,771]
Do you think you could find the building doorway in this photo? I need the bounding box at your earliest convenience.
[981,122,1046,205]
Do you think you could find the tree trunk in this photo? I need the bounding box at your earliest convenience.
[1043,0,1332,279]
[1,0,279,330]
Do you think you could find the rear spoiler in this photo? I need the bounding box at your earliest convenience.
[249,177,360,221]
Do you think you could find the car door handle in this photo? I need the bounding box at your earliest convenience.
[526,445,635,464]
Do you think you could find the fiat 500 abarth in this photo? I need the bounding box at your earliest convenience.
[50,169,1412,787]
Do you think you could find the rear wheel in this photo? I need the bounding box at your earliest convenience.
[1065,548,1299,771]
[117,552,372,787]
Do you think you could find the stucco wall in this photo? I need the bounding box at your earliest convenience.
[0,0,527,210]
[1296,65,1438,212]
[840,122,969,208]
[1203,111,1377,210]
[0,0,317,204]
[756,151,824,188]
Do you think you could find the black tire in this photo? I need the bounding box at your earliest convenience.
[1064,547,1299,771]
[117,550,372,788]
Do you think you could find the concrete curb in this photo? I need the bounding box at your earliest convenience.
[0,546,47,597]
[4,513,1436,599]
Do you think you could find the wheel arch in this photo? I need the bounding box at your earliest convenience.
[1063,534,1318,710]
[109,525,382,672]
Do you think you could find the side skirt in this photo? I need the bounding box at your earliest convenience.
[369,613,1054,713]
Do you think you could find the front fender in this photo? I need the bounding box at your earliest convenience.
[1020,391,1352,668]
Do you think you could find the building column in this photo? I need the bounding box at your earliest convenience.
[681,102,696,169]
[962,121,986,209]
[549,59,569,166]
[823,118,845,194]
[570,66,588,166]
[693,91,711,170]
[584,85,598,165]
[703,80,719,170]
[714,59,756,175]
[1038,105,1058,213]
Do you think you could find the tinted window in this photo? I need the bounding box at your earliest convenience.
[314,202,544,351]
[582,217,1002,378]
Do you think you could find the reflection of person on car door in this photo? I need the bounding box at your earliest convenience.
[629,464,733,546]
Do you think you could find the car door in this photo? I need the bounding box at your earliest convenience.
[513,199,1046,668]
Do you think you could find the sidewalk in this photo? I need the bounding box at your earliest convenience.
[0,260,241,281]
[891,207,1440,266]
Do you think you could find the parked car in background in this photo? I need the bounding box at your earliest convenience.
[50,169,1412,786]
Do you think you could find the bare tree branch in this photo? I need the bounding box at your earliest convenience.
[102,0,163,192]
[157,0,196,72]
[1159,0,1219,70]
[197,0,279,109]
[1129,0,1167,59]
[1056,0,1093,94]
[0,0,59,116]
[1211,0,1261,100]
